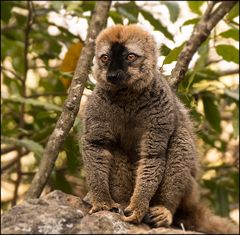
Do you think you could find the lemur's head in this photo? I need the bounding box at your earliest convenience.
[94,24,158,91]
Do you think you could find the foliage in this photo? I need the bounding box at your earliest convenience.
[1,1,239,220]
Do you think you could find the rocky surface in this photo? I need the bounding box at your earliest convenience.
[1,190,202,234]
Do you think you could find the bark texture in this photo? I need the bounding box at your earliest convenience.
[25,1,111,199]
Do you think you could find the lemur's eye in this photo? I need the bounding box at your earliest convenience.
[100,55,110,63]
[127,53,137,62]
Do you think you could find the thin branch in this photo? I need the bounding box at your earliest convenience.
[23,1,33,87]
[12,149,22,206]
[1,66,24,82]
[1,156,18,173]
[1,150,30,173]
[21,172,36,176]
[206,59,221,66]
[203,164,236,171]
[1,23,18,33]
[169,1,238,91]
[203,1,217,20]
[26,92,68,98]
[218,68,239,76]
[25,1,112,200]
[1,146,17,155]
[12,1,33,206]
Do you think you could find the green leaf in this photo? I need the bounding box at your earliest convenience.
[182,17,200,26]
[231,172,239,198]
[18,139,44,159]
[1,136,44,159]
[53,171,72,194]
[66,2,81,12]
[186,40,209,91]
[1,1,13,23]
[5,95,62,112]
[50,1,63,10]
[80,1,95,12]
[233,106,239,138]
[163,43,184,64]
[226,2,239,21]
[32,124,55,142]
[116,2,138,23]
[195,40,209,68]
[220,29,239,41]
[1,35,24,67]
[14,10,28,24]
[161,2,180,23]
[216,45,239,64]
[187,1,204,15]
[64,135,80,173]
[198,131,216,148]
[188,69,220,85]
[202,95,222,133]
[109,11,123,24]
[60,71,73,79]
[203,179,216,191]
[140,9,173,41]
[160,44,171,56]
[214,185,229,217]
[85,79,95,91]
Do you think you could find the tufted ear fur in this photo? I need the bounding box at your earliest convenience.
[96,24,158,63]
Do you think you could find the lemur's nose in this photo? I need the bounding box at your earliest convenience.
[107,70,122,84]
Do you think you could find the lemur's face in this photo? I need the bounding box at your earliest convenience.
[97,42,145,86]
[94,25,158,91]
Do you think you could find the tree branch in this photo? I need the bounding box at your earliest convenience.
[12,1,34,206]
[219,68,239,76]
[25,1,112,200]
[206,59,221,66]
[0,66,24,82]
[1,150,29,173]
[1,146,17,155]
[169,1,238,91]
[26,92,68,98]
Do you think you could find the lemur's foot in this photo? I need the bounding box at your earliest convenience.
[123,203,148,224]
[143,205,173,227]
[89,200,121,214]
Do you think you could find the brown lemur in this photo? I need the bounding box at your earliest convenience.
[81,24,239,234]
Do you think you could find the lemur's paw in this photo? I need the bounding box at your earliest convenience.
[89,200,121,214]
[143,205,173,227]
[123,203,148,224]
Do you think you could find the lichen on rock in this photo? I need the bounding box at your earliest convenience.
[1,190,202,234]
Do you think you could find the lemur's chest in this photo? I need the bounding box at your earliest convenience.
[106,89,152,154]
[111,104,145,157]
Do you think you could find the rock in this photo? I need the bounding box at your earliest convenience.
[1,190,202,234]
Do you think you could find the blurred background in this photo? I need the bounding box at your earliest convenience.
[1,1,239,223]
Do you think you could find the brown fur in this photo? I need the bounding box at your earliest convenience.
[81,24,239,234]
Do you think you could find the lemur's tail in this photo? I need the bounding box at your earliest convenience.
[174,202,239,234]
